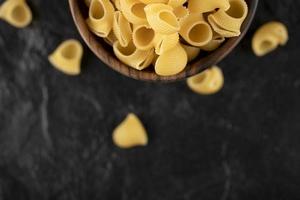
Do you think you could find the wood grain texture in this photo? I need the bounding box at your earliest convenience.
[69,0,258,82]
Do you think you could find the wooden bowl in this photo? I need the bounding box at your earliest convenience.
[69,0,258,82]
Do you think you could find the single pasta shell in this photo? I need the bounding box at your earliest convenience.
[112,113,148,149]
[252,30,280,57]
[0,0,32,28]
[48,39,83,76]
[155,43,187,76]
[145,3,180,35]
[187,66,224,95]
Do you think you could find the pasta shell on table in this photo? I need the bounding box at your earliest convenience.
[252,21,288,57]
[139,0,168,4]
[187,66,224,95]
[113,41,155,70]
[113,11,132,47]
[0,0,32,28]
[200,33,225,51]
[179,14,213,47]
[155,43,188,76]
[153,32,179,55]
[133,24,156,50]
[120,0,147,25]
[86,0,115,37]
[181,44,201,62]
[144,3,180,35]
[168,0,186,8]
[208,15,240,37]
[188,0,230,13]
[173,5,189,20]
[112,113,148,149]
[48,40,83,76]
[208,0,248,32]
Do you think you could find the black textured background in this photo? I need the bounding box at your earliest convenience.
[0,0,299,199]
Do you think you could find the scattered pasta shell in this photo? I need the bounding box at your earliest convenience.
[187,66,224,95]
[112,113,148,149]
[179,14,213,47]
[182,44,201,62]
[154,32,179,55]
[208,0,248,32]
[201,33,225,51]
[145,3,180,35]
[188,0,230,13]
[155,43,187,76]
[133,24,155,50]
[113,41,154,70]
[48,39,83,76]
[113,11,132,47]
[86,0,115,37]
[120,0,147,25]
[0,0,32,28]
[252,21,288,57]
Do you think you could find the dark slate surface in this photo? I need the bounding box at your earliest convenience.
[0,0,300,199]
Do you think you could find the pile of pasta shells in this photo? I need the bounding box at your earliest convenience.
[84,0,248,76]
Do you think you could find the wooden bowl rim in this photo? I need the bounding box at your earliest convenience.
[69,0,258,82]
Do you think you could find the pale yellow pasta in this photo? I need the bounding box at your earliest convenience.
[0,0,32,28]
[168,0,186,8]
[155,43,187,76]
[187,66,224,95]
[144,3,179,35]
[133,24,155,50]
[113,41,154,70]
[208,0,248,32]
[120,0,147,25]
[182,44,200,62]
[208,16,240,37]
[154,32,179,55]
[179,14,213,47]
[139,0,168,4]
[173,6,189,20]
[112,113,148,149]
[48,40,83,76]
[201,34,225,51]
[86,0,115,37]
[188,0,230,13]
[84,0,91,7]
[252,21,288,57]
[113,11,132,47]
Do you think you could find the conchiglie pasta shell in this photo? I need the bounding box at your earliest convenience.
[48,40,83,76]
[179,14,213,47]
[187,66,224,95]
[155,43,188,76]
[154,32,179,55]
[252,23,284,57]
[182,44,201,62]
[145,3,180,35]
[133,24,156,50]
[120,0,147,25]
[208,15,240,37]
[188,0,230,13]
[113,41,154,70]
[86,0,115,37]
[113,11,132,47]
[0,0,32,28]
[208,0,248,32]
